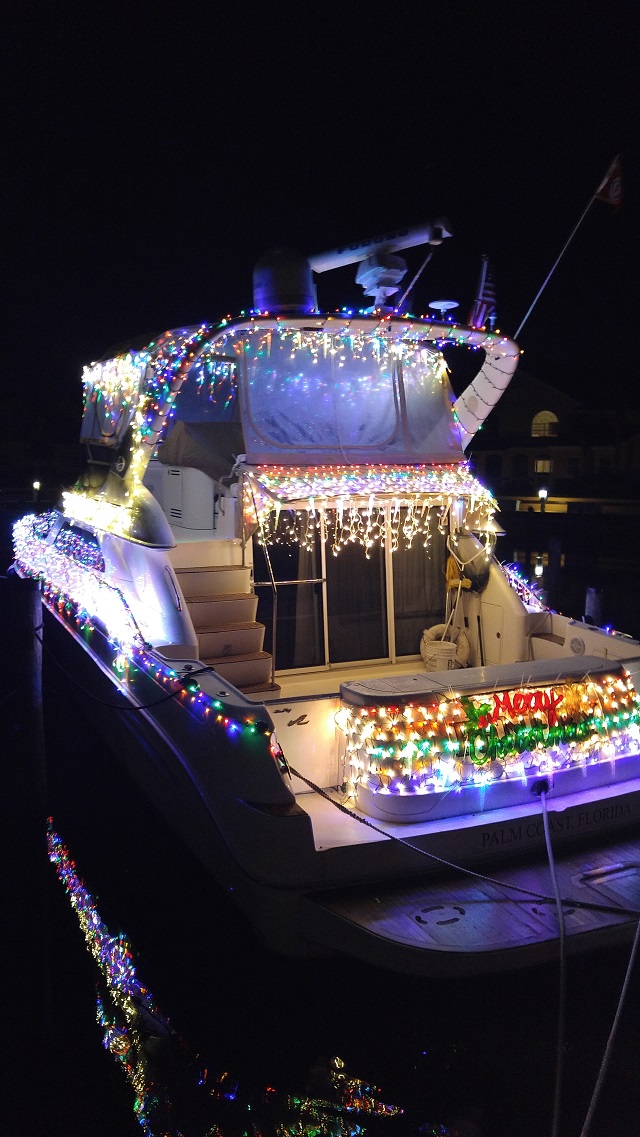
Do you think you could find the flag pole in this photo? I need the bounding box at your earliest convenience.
[514,157,619,340]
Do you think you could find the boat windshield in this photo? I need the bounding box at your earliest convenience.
[79,327,203,449]
[214,320,465,466]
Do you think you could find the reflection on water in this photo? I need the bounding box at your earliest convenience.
[47,822,406,1137]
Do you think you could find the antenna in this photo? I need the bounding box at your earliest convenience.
[428,300,459,319]
[307,219,452,274]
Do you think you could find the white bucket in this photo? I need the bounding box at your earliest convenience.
[421,638,458,671]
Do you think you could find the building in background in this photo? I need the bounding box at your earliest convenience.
[469,370,640,636]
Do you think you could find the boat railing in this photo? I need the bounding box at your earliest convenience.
[253,574,326,682]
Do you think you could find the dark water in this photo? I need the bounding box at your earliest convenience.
[34,652,640,1137]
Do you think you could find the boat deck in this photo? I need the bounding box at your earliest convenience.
[299,773,640,852]
[303,829,640,975]
[269,652,633,704]
[272,657,424,701]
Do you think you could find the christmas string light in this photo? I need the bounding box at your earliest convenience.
[341,669,640,799]
[216,314,512,359]
[14,513,274,744]
[501,563,547,610]
[245,464,495,555]
[71,324,217,540]
[191,346,236,411]
[53,524,105,572]
[13,513,143,651]
[61,491,135,537]
[82,351,152,439]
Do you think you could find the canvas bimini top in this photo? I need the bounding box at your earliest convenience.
[77,313,519,500]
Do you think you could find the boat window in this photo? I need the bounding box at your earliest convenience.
[175,349,238,423]
[392,511,446,655]
[53,523,105,572]
[222,325,463,464]
[326,542,388,663]
[253,506,447,669]
[240,328,398,450]
[253,539,325,669]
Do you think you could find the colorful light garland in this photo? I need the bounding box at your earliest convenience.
[127,324,215,489]
[13,513,144,651]
[13,512,276,749]
[82,351,152,440]
[500,563,547,610]
[53,523,105,572]
[341,669,640,798]
[245,464,495,556]
[216,315,510,361]
[191,346,236,412]
[72,324,217,541]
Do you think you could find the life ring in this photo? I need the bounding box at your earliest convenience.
[421,623,470,670]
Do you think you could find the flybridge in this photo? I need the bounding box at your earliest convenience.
[71,224,520,549]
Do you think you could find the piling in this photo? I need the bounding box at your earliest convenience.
[2,573,51,1127]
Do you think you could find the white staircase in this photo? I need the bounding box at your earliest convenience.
[171,546,280,698]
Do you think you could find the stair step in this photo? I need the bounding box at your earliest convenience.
[240,681,282,702]
[201,651,273,687]
[187,592,258,625]
[175,564,251,598]
[169,539,242,570]
[196,622,265,658]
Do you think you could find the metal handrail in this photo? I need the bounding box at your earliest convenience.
[253,577,325,587]
[246,477,280,685]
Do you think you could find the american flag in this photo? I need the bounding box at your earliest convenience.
[468,255,497,329]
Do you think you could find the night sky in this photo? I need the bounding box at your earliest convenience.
[3,2,639,478]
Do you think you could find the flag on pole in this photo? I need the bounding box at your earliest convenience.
[595,155,623,208]
[468,255,497,329]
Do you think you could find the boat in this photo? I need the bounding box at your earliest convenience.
[13,221,640,975]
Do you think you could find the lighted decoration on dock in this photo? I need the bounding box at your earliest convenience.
[342,669,640,797]
[245,464,495,555]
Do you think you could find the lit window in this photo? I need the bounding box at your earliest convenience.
[531,411,559,437]
[535,458,553,474]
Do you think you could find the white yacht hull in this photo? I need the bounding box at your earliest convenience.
[42,597,640,976]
